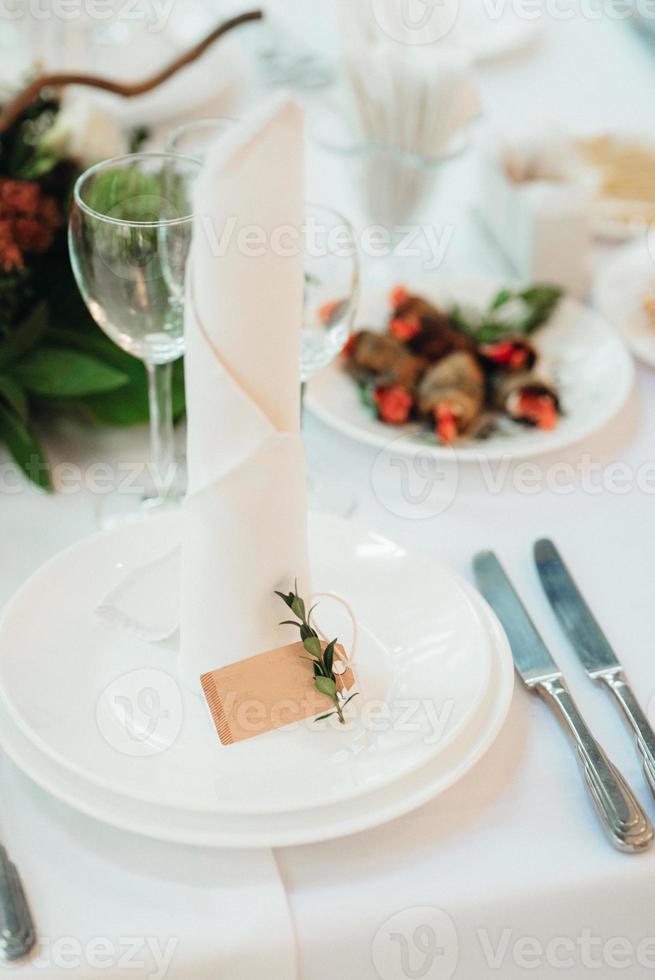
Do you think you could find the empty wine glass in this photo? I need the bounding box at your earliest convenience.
[167,119,360,513]
[301,204,359,515]
[69,152,201,520]
[301,204,359,385]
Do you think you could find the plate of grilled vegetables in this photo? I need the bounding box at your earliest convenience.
[305,276,634,461]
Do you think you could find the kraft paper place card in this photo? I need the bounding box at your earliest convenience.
[200,641,356,745]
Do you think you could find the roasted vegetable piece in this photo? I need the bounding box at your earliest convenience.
[390,291,475,361]
[417,351,485,444]
[348,330,426,388]
[477,336,537,372]
[494,372,561,430]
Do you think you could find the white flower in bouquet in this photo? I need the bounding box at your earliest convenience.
[41,94,128,166]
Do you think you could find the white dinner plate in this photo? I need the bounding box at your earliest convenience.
[593,242,655,368]
[0,514,493,816]
[306,275,635,462]
[0,583,513,848]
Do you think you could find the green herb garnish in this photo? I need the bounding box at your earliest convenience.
[275,586,358,725]
[450,285,562,344]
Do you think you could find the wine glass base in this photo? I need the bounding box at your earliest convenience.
[93,492,184,532]
[93,458,187,531]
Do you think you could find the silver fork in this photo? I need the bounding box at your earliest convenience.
[0,844,36,961]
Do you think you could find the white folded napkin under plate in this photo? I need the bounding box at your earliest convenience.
[1,756,297,980]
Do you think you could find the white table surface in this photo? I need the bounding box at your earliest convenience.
[4,9,655,980]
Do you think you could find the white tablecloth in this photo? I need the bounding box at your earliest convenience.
[3,10,655,980]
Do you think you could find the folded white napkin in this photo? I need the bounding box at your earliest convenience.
[179,96,310,689]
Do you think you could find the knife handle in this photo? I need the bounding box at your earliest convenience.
[535,676,653,852]
[596,670,655,798]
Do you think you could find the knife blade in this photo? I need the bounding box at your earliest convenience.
[534,538,619,675]
[535,538,655,799]
[473,550,653,852]
[473,550,560,686]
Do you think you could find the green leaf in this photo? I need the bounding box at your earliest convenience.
[518,285,562,331]
[315,676,337,699]
[14,348,129,398]
[80,381,148,426]
[290,595,305,621]
[450,285,563,343]
[279,619,302,628]
[323,639,337,676]
[37,315,184,427]
[300,623,317,642]
[314,710,337,722]
[128,125,150,154]
[0,375,28,421]
[0,404,51,490]
[357,379,377,414]
[341,692,359,708]
[17,152,60,181]
[303,636,322,658]
[0,301,48,368]
[490,288,512,311]
[306,602,319,625]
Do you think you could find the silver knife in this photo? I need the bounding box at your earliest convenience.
[535,538,655,800]
[474,550,653,852]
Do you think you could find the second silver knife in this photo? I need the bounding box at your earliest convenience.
[535,538,655,800]
[474,550,653,853]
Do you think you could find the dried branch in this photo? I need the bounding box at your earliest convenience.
[0,9,263,136]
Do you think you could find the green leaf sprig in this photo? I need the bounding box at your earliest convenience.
[450,285,563,344]
[275,586,358,725]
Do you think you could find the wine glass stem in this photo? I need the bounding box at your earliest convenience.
[300,381,307,431]
[145,360,175,500]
